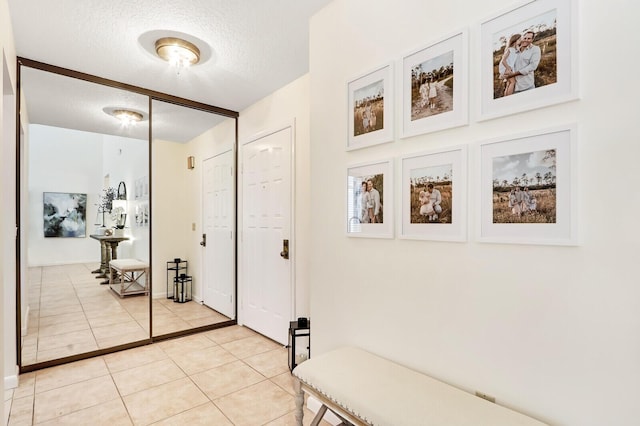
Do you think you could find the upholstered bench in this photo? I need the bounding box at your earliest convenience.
[108,259,150,298]
[292,346,546,426]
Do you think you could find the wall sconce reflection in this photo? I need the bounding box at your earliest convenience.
[187,155,195,170]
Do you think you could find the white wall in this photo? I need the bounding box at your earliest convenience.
[151,138,190,299]
[102,133,149,262]
[1,0,18,401]
[27,125,103,265]
[2,66,17,395]
[309,1,640,425]
[238,74,312,320]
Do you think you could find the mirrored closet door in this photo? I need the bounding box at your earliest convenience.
[150,99,237,338]
[17,59,238,372]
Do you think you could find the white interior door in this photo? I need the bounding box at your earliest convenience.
[202,150,235,318]
[241,125,293,345]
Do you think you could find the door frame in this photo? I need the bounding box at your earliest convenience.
[238,120,296,331]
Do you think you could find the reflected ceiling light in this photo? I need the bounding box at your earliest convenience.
[103,107,146,127]
[155,37,201,68]
[111,109,143,126]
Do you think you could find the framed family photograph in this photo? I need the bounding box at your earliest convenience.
[479,0,578,120]
[401,29,468,138]
[43,192,87,238]
[346,159,394,238]
[400,145,468,241]
[347,63,394,151]
[477,125,577,245]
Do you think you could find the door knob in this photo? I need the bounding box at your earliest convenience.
[280,239,289,259]
[200,234,206,247]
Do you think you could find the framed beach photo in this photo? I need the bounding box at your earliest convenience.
[346,159,394,238]
[479,0,578,120]
[477,125,577,245]
[347,63,394,151]
[401,29,468,138]
[400,145,468,241]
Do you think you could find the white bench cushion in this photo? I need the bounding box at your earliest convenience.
[293,346,546,426]
[109,259,148,271]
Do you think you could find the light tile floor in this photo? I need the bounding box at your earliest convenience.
[7,326,330,425]
[23,264,231,365]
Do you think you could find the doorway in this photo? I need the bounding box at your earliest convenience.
[240,124,294,345]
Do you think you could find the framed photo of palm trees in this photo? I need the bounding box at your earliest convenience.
[477,125,577,245]
[401,29,468,138]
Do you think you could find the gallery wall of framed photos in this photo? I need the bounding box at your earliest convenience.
[309,0,640,425]
[343,0,578,246]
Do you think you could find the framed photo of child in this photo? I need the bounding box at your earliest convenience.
[347,63,394,151]
[400,145,468,241]
[477,125,578,245]
[478,0,578,120]
[401,29,468,139]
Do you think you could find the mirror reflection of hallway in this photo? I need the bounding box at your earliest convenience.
[19,66,151,366]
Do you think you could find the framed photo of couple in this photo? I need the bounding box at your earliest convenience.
[477,125,578,246]
[401,29,468,138]
[478,0,578,121]
[346,159,394,238]
[347,63,394,151]
[400,145,468,241]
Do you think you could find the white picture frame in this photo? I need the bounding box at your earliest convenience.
[401,29,468,138]
[400,145,468,241]
[346,159,394,238]
[347,63,394,151]
[477,125,578,245]
[478,0,579,121]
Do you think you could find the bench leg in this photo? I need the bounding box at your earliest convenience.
[294,378,304,426]
[311,404,328,426]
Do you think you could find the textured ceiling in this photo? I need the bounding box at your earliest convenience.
[8,0,331,140]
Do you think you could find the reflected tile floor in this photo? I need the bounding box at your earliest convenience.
[8,326,331,426]
[23,264,231,364]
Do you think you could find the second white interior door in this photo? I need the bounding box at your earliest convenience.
[241,125,293,345]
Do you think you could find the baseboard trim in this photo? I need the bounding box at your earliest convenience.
[4,366,19,391]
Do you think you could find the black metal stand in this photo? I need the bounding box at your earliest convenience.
[288,320,310,372]
[166,259,188,299]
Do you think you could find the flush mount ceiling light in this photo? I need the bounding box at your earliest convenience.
[138,31,213,70]
[155,37,201,68]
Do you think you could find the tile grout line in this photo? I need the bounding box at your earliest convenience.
[105,361,136,426]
